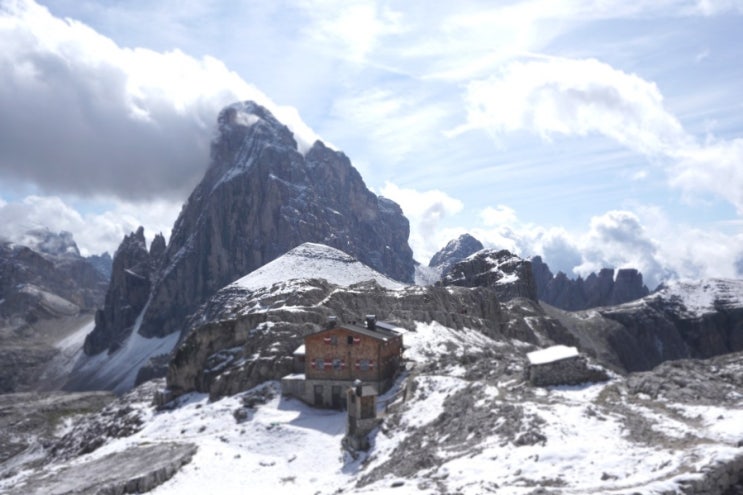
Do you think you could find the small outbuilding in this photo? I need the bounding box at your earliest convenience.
[526,345,608,387]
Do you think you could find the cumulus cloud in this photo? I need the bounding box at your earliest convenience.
[0,0,319,200]
[470,205,742,289]
[454,55,743,214]
[0,195,180,256]
[380,182,464,263]
[573,210,667,287]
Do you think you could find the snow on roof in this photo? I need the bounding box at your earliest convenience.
[292,344,305,356]
[231,243,405,292]
[527,345,579,365]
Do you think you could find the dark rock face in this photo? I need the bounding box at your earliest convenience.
[429,234,484,273]
[122,101,414,341]
[442,249,538,302]
[84,227,158,355]
[531,256,649,310]
[545,279,743,373]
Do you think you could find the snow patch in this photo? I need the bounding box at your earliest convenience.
[232,243,405,292]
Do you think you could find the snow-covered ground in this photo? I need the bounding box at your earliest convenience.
[232,243,405,291]
[4,316,743,494]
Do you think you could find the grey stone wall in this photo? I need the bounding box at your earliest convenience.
[528,356,609,387]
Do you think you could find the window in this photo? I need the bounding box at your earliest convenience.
[332,358,344,370]
[314,358,325,370]
[347,335,354,345]
[359,359,370,371]
[331,335,338,345]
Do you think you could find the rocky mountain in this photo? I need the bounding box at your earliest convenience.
[74,101,415,389]
[0,231,109,392]
[0,231,108,322]
[429,234,484,273]
[441,248,539,302]
[531,255,650,310]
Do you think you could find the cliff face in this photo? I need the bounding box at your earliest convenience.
[83,228,165,355]
[88,101,415,354]
[531,256,649,310]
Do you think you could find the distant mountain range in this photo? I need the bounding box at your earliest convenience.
[0,229,109,392]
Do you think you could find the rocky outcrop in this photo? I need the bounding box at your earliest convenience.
[429,234,484,273]
[7,442,197,495]
[442,249,538,302]
[84,227,161,355]
[90,102,415,361]
[545,279,743,373]
[167,278,507,400]
[531,256,650,310]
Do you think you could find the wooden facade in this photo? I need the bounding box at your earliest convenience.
[281,317,404,408]
[304,322,403,386]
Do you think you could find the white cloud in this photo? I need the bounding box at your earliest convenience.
[0,0,320,200]
[454,55,743,214]
[480,205,518,227]
[469,205,742,289]
[380,182,464,263]
[328,88,449,167]
[0,195,180,256]
[453,56,689,155]
[296,0,405,64]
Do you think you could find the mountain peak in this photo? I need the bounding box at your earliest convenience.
[81,100,415,383]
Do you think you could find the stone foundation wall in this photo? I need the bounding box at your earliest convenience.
[676,451,743,495]
[528,356,608,387]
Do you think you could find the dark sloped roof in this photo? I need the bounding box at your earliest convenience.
[310,322,401,342]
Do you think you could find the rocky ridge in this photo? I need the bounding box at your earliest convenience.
[531,255,650,310]
[544,278,743,373]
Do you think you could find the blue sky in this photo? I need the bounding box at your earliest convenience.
[1,0,742,287]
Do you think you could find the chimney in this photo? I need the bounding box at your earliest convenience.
[365,314,376,331]
[327,315,337,329]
